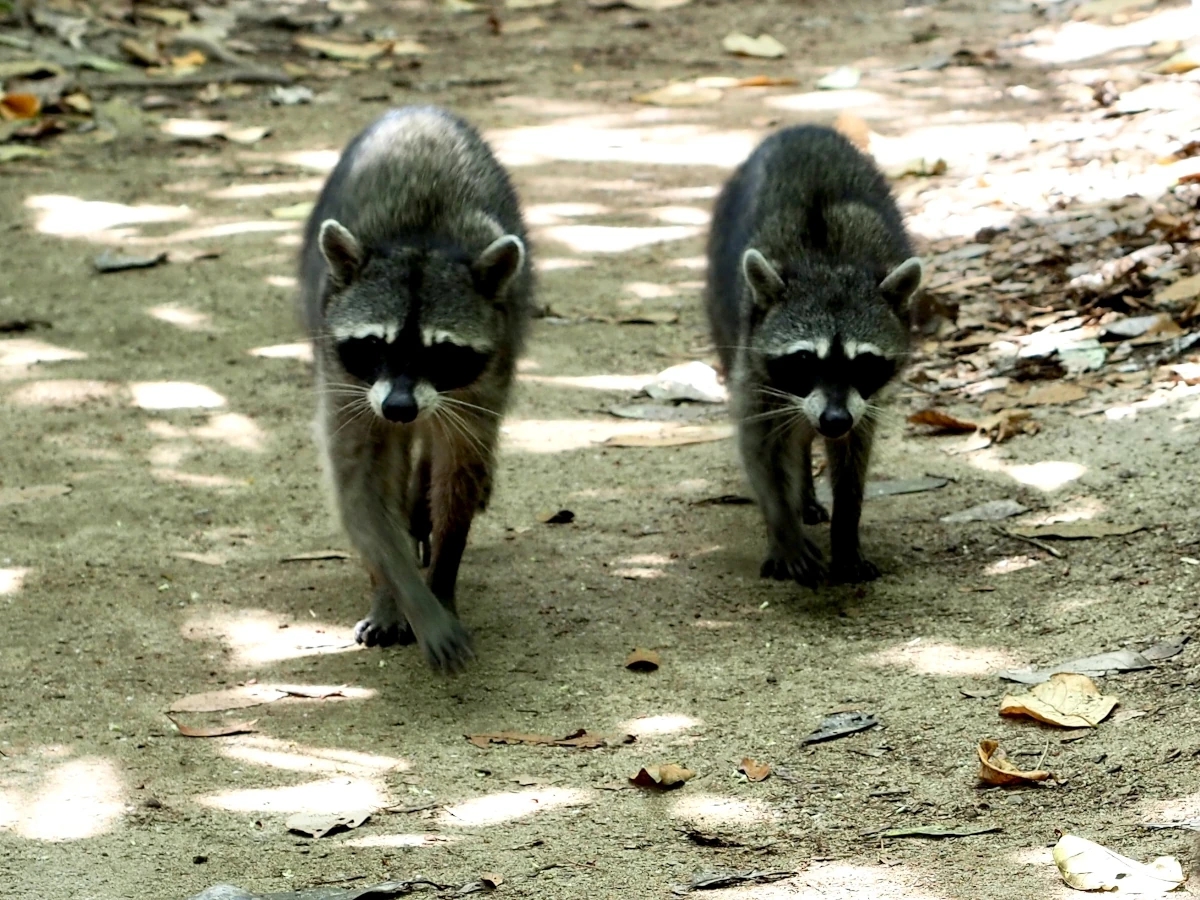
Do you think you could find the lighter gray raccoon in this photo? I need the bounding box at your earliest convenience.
[298,106,532,671]
[706,125,924,587]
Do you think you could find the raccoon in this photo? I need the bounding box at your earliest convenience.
[705,124,924,587]
[298,106,532,671]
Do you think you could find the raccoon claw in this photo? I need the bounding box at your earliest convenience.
[353,616,415,648]
[415,536,431,568]
[418,615,474,674]
[760,546,826,587]
[830,555,881,584]
[802,500,830,525]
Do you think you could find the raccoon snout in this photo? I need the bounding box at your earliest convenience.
[818,406,854,439]
[381,384,420,424]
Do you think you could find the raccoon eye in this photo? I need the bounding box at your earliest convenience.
[336,336,386,382]
[422,341,490,392]
[852,353,896,398]
[765,350,819,398]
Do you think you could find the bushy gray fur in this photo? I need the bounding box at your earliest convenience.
[706,125,924,587]
[298,106,532,671]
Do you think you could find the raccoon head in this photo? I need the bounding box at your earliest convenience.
[318,218,525,424]
[741,248,923,439]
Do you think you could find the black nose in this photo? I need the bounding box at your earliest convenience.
[818,406,853,438]
[381,390,419,424]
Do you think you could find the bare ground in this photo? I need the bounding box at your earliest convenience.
[4,1,1200,898]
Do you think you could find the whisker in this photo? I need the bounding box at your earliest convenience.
[440,395,502,419]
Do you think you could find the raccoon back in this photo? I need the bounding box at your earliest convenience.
[298,106,529,335]
[706,125,913,372]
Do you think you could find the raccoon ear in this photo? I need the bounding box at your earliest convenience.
[473,234,526,300]
[742,249,785,308]
[879,257,924,312]
[319,219,362,288]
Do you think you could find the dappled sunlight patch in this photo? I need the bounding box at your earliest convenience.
[150,469,248,489]
[147,305,214,332]
[985,555,1040,576]
[208,178,325,200]
[536,256,592,273]
[538,223,701,255]
[1021,6,1199,65]
[217,735,407,776]
[619,714,702,737]
[968,449,1086,492]
[646,205,709,226]
[0,567,30,595]
[276,149,340,172]
[524,202,610,226]
[700,863,954,899]
[182,607,358,666]
[519,373,654,392]
[1026,497,1107,526]
[1141,790,1200,826]
[0,339,87,367]
[0,756,125,842]
[1107,382,1200,421]
[438,787,592,828]
[863,639,1023,677]
[624,281,678,300]
[192,413,268,452]
[346,833,457,849]
[26,193,190,239]
[671,793,776,828]
[489,121,757,168]
[200,776,388,815]
[501,418,672,454]
[148,443,193,467]
[671,256,706,270]
[613,552,675,580]
[155,219,296,243]
[612,566,663,579]
[7,379,120,407]
[250,342,313,362]
[130,381,227,410]
[267,275,298,289]
[766,89,891,113]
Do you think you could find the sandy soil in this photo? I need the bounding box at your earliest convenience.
[4,1,1200,898]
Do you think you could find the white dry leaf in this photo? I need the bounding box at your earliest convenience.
[1053,833,1184,895]
[644,361,727,403]
[722,32,786,59]
[633,82,722,106]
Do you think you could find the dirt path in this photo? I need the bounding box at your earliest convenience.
[4,1,1200,898]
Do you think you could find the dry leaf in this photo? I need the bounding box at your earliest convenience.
[280,549,351,562]
[537,509,575,524]
[999,673,1118,728]
[801,711,880,744]
[722,33,787,58]
[1155,273,1200,305]
[120,38,164,66]
[630,763,695,790]
[172,551,227,566]
[977,739,1051,786]
[634,82,723,106]
[624,648,661,672]
[94,250,168,272]
[738,757,771,782]
[294,35,395,61]
[287,809,372,839]
[506,0,558,6]
[1020,382,1088,406]
[1073,0,1156,19]
[999,649,1155,685]
[1153,49,1200,75]
[601,424,733,448]
[877,824,1001,839]
[0,93,41,120]
[1053,833,1184,893]
[1008,522,1145,541]
[907,408,979,433]
[170,50,207,71]
[500,14,546,32]
[137,6,192,26]
[833,112,872,151]
[168,685,287,713]
[480,873,503,889]
[977,409,1037,444]
[167,715,258,738]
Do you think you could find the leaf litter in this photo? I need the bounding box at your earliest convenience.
[671,871,795,894]
[166,715,258,738]
[286,809,372,839]
[1054,833,1185,894]
[1000,673,1118,728]
[738,757,771,782]
[630,763,695,790]
[624,647,661,671]
[977,739,1051,786]
[801,711,880,744]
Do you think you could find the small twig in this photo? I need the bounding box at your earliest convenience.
[382,800,440,814]
[88,68,294,89]
[1034,739,1050,773]
[993,525,1066,559]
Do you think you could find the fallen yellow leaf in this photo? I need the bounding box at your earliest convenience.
[1054,833,1184,893]
[999,673,1117,728]
[977,739,1051,786]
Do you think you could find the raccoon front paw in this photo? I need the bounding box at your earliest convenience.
[830,555,881,584]
[802,500,830,525]
[760,542,826,587]
[353,615,416,647]
[418,614,474,674]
